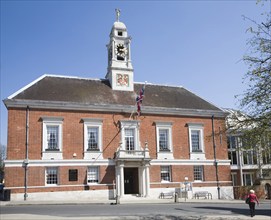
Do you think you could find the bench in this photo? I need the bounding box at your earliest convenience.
[194,191,212,199]
[159,192,174,199]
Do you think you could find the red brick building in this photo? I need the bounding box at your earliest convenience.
[3,12,233,202]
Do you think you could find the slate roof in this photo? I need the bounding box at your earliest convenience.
[4,75,225,117]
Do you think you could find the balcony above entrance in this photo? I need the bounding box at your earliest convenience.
[114,141,151,161]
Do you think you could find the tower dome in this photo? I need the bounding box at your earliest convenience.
[106,9,134,91]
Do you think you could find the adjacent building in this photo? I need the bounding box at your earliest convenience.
[3,11,233,202]
[225,109,271,199]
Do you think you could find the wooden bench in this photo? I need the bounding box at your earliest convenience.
[159,192,174,199]
[194,191,212,199]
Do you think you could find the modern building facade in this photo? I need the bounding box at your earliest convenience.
[225,109,271,199]
[3,11,233,202]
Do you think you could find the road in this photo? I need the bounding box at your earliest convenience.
[1,202,271,220]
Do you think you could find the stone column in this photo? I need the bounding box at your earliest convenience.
[120,163,125,197]
[141,166,146,196]
[145,163,150,197]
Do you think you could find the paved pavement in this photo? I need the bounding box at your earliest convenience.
[0,198,248,206]
[1,198,270,220]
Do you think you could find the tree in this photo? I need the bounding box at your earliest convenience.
[231,1,271,180]
[238,4,271,131]
[0,144,7,183]
[235,1,271,139]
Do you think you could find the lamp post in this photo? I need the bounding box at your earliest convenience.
[211,115,220,199]
[184,177,188,202]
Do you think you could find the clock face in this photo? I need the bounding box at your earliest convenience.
[115,44,127,59]
[116,74,129,87]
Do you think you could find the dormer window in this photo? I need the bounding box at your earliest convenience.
[118,31,123,36]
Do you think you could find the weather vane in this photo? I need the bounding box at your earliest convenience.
[115,8,121,22]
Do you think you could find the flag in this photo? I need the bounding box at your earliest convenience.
[136,84,145,116]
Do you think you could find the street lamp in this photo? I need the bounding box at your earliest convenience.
[184,177,188,202]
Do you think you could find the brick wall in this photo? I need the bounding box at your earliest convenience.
[7,108,227,160]
[5,107,230,193]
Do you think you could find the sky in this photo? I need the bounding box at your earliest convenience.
[1,0,270,146]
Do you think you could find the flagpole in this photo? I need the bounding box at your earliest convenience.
[132,81,147,119]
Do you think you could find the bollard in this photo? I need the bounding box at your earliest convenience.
[116,195,120,205]
[174,193,178,203]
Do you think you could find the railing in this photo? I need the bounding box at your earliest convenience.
[115,149,150,159]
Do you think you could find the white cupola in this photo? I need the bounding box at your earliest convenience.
[106,9,134,91]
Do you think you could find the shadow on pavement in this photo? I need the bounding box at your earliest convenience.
[190,206,271,217]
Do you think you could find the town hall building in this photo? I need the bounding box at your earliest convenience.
[3,10,233,202]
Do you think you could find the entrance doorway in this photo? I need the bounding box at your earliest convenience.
[124,168,139,194]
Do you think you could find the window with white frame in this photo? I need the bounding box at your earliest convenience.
[160,166,171,182]
[42,117,63,154]
[83,119,103,152]
[47,126,59,150]
[87,166,99,183]
[188,123,204,153]
[87,127,99,150]
[243,149,257,165]
[231,173,238,186]
[262,134,271,164]
[243,173,253,186]
[191,130,201,152]
[125,128,135,150]
[46,167,58,185]
[159,129,170,151]
[262,146,271,164]
[227,136,238,165]
[193,165,204,181]
[227,136,238,149]
[228,151,238,165]
[120,120,140,150]
[155,122,173,152]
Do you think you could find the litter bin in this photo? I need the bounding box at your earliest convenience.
[3,189,11,201]
[0,184,4,201]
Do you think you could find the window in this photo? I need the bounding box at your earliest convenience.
[42,117,63,160]
[120,120,140,150]
[155,122,172,151]
[83,119,103,159]
[69,169,78,182]
[87,127,99,150]
[262,146,271,165]
[46,167,58,185]
[159,129,169,151]
[227,136,237,149]
[87,167,99,183]
[83,119,103,152]
[47,126,59,150]
[193,165,204,181]
[188,123,205,158]
[243,150,257,165]
[155,122,173,159]
[227,136,238,165]
[191,130,201,152]
[161,166,171,182]
[231,173,237,186]
[125,128,135,150]
[228,151,238,165]
[42,117,63,152]
[118,31,123,36]
[243,173,253,186]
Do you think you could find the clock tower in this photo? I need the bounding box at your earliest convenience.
[106,9,134,91]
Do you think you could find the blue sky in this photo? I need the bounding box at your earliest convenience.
[1,0,269,146]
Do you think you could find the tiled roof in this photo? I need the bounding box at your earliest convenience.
[4,75,224,117]
[5,75,225,116]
